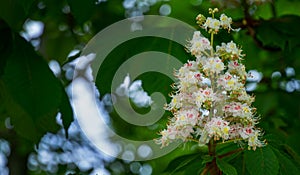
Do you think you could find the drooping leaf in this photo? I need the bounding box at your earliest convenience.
[216,157,238,175]
[244,146,279,175]
[1,35,64,141]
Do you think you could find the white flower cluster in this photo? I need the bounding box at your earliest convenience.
[196,9,236,34]
[157,9,265,150]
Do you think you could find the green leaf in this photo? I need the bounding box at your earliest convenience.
[59,88,74,137]
[256,15,300,51]
[39,24,77,64]
[1,35,64,141]
[0,0,34,22]
[216,157,238,175]
[17,0,35,15]
[0,19,13,76]
[244,146,279,175]
[216,141,240,157]
[201,154,214,164]
[67,0,96,24]
[164,152,203,174]
[272,147,300,175]
[229,152,250,175]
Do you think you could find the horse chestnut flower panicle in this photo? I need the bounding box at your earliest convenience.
[156,8,265,151]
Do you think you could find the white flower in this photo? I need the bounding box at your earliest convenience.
[158,126,178,147]
[226,41,239,54]
[205,117,230,141]
[220,14,232,30]
[176,60,198,78]
[237,89,254,104]
[193,88,213,109]
[174,109,199,126]
[166,93,182,110]
[228,60,247,78]
[202,57,225,75]
[203,17,221,32]
[218,72,243,91]
[188,31,212,57]
[247,130,264,150]
[223,102,253,120]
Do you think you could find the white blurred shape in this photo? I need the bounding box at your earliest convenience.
[90,168,111,175]
[49,60,61,77]
[21,20,44,40]
[247,70,263,82]
[246,82,257,92]
[62,5,70,14]
[139,163,152,175]
[4,118,13,129]
[271,71,281,79]
[159,4,171,16]
[285,67,295,77]
[286,81,295,93]
[63,53,96,81]
[137,144,152,158]
[121,150,135,162]
[130,162,141,174]
[68,49,80,58]
[116,74,131,96]
[116,74,153,107]
[123,0,135,9]
[131,22,143,31]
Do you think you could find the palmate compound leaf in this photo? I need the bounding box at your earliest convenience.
[1,34,73,142]
[271,146,300,175]
[216,157,238,175]
[244,146,279,175]
[164,152,204,175]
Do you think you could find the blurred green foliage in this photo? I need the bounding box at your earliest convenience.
[0,0,300,174]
